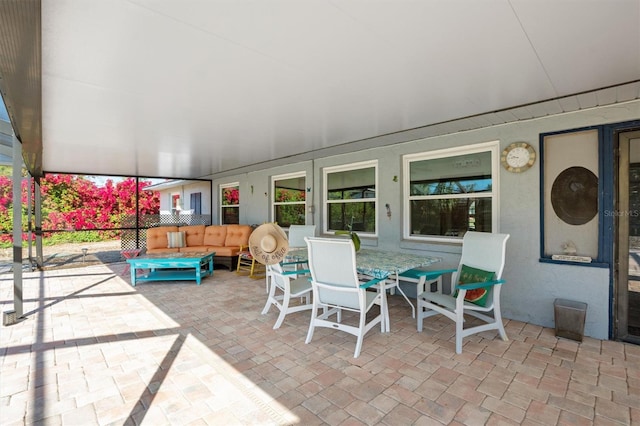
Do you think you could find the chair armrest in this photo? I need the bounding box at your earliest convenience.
[281,269,310,276]
[399,268,457,279]
[359,276,387,289]
[457,279,505,291]
[281,260,307,267]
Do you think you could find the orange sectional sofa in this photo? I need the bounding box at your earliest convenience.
[146,224,252,270]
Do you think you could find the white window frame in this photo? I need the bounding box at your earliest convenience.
[403,141,500,244]
[271,171,307,227]
[323,160,378,237]
[220,182,240,225]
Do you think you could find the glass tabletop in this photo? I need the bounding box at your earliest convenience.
[285,247,441,279]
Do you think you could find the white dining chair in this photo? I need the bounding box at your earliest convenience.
[416,231,510,354]
[261,262,312,329]
[304,237,387,358]
[287,224,316,249]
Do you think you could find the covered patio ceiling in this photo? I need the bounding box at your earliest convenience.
[1,1,639,180]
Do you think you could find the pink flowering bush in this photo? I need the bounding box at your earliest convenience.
[0,173,160,246]
[222,187,239,205]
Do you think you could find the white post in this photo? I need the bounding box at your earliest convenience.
[12,133,23,318]
[35,179,43,269]
[27,176,32,268]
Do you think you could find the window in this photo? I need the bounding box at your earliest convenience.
[220,183,239,224]
[324,161,377,235]
[272,172,306,227]
[171,193,181,214]
[541,128,600,261]
[404,142,499,242]
[190,192,202,215]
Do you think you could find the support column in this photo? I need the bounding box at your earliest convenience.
[35,179,43,269]
[27,176,32,269]
[135,176,140,249]
[12,134,23,318]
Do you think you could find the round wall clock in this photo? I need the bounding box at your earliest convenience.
[501,142,536,173]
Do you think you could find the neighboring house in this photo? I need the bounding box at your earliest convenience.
[145,179,212,225]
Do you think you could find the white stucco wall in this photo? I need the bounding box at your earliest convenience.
[208,100,640,340]
[157,181,212,216]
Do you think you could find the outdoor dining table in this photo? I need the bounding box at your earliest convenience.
[285,247,441,332]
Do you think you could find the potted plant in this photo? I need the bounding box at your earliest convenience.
[335,216,361,251]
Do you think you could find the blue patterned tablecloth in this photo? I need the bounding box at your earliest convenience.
[285,248,441,279]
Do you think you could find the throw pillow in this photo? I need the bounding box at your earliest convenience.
[454,264,495,307]
[167,231,186,248]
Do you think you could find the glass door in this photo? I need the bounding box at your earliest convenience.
[616,130,640,343]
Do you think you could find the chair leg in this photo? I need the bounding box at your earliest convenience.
[455,308,465,354]
[261,278,277,315]
[273,290,290,330]
[305,300,318,345]
[354,310,367,358]
[493,298,508,342]
[381,289,390,332]
[417,301,424,332]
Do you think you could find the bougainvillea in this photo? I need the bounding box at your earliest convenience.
[275,188,305,202]
[0,174,160,244]
[222,187,239,205]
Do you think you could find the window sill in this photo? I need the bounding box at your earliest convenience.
[538,257,609,268]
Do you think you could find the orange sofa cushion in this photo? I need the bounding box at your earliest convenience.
[203,246,237,257]
[180,245,210,253]
[146,226,178,251]
[224,224,251,247]
[181,225,205,247]
[147,247,180,254]
[203,225,227,246]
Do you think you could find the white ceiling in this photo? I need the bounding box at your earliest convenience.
[28,0,640,178]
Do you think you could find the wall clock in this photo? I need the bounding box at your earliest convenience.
[501,142,536,173]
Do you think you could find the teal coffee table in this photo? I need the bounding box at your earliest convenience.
[127,252,215,286]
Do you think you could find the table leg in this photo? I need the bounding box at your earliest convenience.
[122,249,141,276]
[196,263,202,285]
[130,264,137,286]
[392,275,415,318]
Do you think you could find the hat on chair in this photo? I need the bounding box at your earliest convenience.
[249,223,289,265]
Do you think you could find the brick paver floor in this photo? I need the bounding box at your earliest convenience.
[1,262,639,425]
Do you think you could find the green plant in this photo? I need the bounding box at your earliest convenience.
[335,216,361,251]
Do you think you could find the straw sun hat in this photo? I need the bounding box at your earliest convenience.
[249,223,290,265]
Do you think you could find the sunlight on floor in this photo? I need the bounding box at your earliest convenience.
[0,265,299,425]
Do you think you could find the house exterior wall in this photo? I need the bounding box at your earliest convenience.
[157,181,212,215]
[209,99,640,340]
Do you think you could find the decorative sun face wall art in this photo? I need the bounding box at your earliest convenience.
[551,166,598,226]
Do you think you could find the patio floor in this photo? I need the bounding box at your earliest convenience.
[1,262,639,425]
